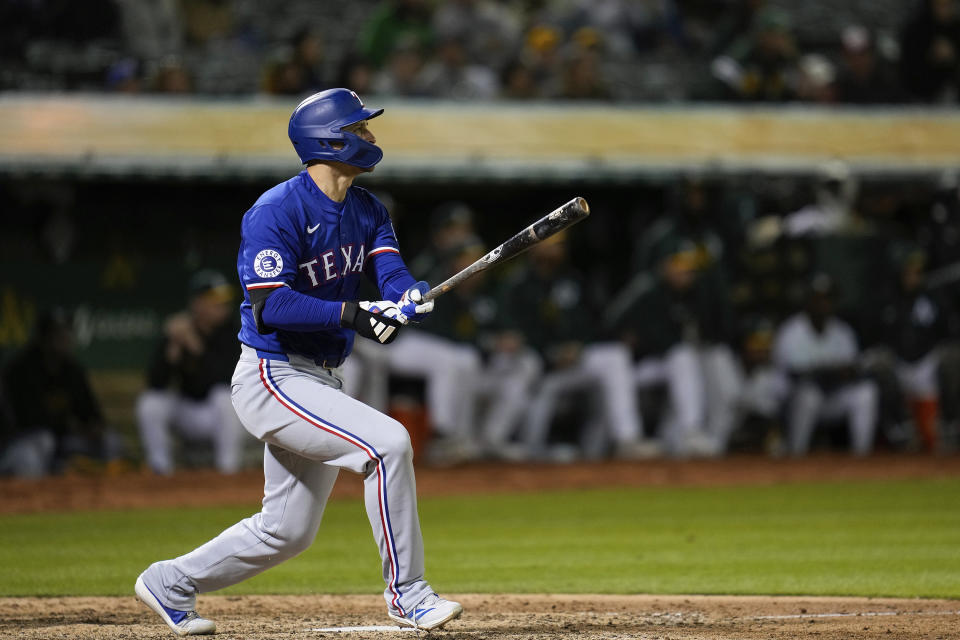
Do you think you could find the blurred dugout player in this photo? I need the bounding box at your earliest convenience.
[773,274,879,456]
[607,245,741,457]
[406,202,477,283]
[0,309,122,476]
[417,237,541,458]
[136,270,248,474]
[869,248,956,450]
[343,236,540,460]
[500,232,656,460]
[343,202,481,425]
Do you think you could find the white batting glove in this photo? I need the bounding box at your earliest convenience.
[359,300,410,325]
[399,281,434,323]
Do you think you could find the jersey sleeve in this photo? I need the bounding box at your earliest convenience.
[364,196,416,301]
[239,204,301,293]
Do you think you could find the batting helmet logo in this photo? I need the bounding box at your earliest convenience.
[288,88,384,169]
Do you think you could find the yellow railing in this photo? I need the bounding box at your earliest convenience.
[2,95,958,178]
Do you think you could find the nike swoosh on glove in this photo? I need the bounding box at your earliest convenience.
[399,282,434,322]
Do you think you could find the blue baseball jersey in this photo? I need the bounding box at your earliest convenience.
[237,171,409,364]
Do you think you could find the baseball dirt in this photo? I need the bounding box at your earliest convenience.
[2,593,958,639]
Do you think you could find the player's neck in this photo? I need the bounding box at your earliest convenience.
[306,163,359,203]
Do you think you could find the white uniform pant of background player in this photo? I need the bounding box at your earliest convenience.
[0,431,56,478]
[523,343,643,457]
[136,385,246,474]
[343,333,539,453]
[786,380,879,456]
[140,346,433,615]
[342,333,476,439]
[634,343,742,456]
[897,350,940,399]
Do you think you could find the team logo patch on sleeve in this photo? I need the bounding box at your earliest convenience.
[254,249,284,278]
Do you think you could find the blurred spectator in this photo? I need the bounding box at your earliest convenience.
[114,0,183,64]
[136,270,247,475]
[152,58,193,93]
[413,37,499,99]
[518,24,565,98]
[559,30,612,101]
[711,7,800,102]
[179,0,236,47]
[502,233,658,461]
[900,0,960,102]
[105,57,143,93]
[432,0,522,73]
[834,25,904,104]
[500,57,541,99]
[0,0,122,91]
[336,55,376,96]
[607,244,739,457]
[0,309,123,477]
[773,274,879,456]
[264,28,325,96]
[708,0,768,57]
[795,53,836,103]
[359,0,434,69]
[564,0,683,57]
[371,38,426,97]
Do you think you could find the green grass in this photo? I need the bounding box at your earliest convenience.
[1,478,958,598]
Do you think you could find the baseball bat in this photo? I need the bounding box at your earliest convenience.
[422,197,590,302]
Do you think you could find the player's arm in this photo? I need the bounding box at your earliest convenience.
[365,202,434,321]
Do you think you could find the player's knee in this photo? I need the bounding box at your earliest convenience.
[261,517,318,558]
[279,528,317,558]
[377,419,413,459]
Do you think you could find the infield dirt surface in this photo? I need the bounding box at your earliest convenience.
[2,593,959,639]
[2,455,959,639]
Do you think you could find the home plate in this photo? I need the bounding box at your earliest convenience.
[311,625,417,633]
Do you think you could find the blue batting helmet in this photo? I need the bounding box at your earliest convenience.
[288,88,384,168]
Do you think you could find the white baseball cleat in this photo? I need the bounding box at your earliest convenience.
[388,593,463,631]
[135,574,216,636]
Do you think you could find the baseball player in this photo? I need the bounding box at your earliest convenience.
[136,270,247,475]
[134,88,463,636]
[773,274,878,456]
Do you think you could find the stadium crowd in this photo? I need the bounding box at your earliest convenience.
[1,0,958,104]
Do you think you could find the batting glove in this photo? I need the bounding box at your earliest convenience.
[341,301,406,344]
[399,282,434,323]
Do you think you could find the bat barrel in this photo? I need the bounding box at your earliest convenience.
[423,196,590,302]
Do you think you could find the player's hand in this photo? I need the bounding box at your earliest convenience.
[399,282,434,323]
[341,301,405,344]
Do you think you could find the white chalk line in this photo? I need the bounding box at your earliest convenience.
[754,610,960,620]
[311,625,416,632]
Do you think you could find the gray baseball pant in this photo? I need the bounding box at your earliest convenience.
[140,345,433,616]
